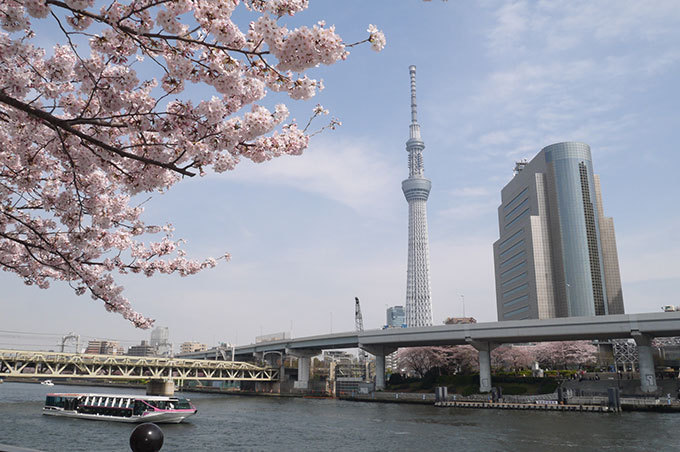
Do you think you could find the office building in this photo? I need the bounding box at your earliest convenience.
[127,340,156,357]
[493,142,624,320]
[385,305,405,372]
[150,326,169,345]
[84,340,121,355]
[386,306,405,328]
[180,341,208,354]
[150,326,172,356]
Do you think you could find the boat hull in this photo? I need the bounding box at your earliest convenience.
[43,408,196,424]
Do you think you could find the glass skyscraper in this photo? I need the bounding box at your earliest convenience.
[386,305,406,328]
[493,142,625,320]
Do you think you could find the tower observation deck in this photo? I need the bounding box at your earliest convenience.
[402,65,433,327]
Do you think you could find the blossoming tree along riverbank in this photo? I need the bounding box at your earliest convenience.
[0,0,385,328]
[398,341,598,376]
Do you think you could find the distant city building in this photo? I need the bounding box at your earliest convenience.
[385,306,406,372]
[443,317,477,325]
[84,340,121,355]
[386,306,405,328]
[127,340,156,357]
[179,341,208,354]
[150,326,172,356]
[493,142,625,321]
[402,65,434,327]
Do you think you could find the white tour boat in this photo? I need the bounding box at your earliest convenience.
[43,393,197,423]
[40,380,54,386]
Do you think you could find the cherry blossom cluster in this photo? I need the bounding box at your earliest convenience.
[398,341,598,376]
[0,0,385,327]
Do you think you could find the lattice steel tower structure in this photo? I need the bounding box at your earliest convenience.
[402,65,433,327]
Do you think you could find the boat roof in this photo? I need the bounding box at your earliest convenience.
[46,393,186,400]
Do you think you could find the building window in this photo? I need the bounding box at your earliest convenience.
[499,240,525,259]
[579,162,605,315]
[501,272,527,288]
[504,198,529,220]
[499,250,526,269]
[504,187,528,212]
[503,305,529,318]
[503,294,529,307]
[499,229,524,250]
[504,208,530,230]
[502,283,529,299]
[500,260,526,278]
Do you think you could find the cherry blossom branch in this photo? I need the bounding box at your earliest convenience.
[0,91,195,176]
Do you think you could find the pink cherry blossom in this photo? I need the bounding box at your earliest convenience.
[367,24,386,52]
[0,0,385,328]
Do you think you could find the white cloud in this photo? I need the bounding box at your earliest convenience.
[224,137,402,217]
[450,187,492,197]
[487,1,680,54]
[487,0,529,54]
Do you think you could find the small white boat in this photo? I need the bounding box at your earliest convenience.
[40,380,54,386]
[43,393,197,423]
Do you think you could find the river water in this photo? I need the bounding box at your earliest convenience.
[0,382,678,451]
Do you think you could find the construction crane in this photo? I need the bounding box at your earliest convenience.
[355,297,364,332]
[354,297,369,379]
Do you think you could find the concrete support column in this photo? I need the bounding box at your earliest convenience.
[279,353,286,385]
[375,354,386,390]
[360,345,397,391]
[632,333,658,393]
[478,348,492,393]
[467,340,497,393]
[298,356,311,388]
[147,379,174,396]
[287,348,320,390]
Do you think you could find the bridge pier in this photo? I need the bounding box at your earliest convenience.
[147,379,174,396]
[287,348,320,390]
[467,340,497,393]
[361,345,397,390]
[632,333,658,393]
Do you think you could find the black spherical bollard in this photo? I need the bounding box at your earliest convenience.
[130,423,164,452]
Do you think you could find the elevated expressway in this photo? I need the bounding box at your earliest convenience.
[0,349,279,391]
[180,312,680,393]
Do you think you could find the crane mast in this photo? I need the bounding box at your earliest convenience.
[355,297,364,332]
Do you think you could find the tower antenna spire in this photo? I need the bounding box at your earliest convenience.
[408,65,421,141]
[409,65,418,124]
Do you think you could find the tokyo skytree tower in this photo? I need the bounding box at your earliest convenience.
[402,65,433,327]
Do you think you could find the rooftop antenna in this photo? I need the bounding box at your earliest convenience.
[513,159,528,175]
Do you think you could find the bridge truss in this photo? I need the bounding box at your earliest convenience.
[0,349,278,383]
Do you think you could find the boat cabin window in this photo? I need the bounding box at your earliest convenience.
[133,400,153,415]
[45,396,65,408]
[173,398,192,410]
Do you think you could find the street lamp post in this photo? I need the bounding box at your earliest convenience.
[459,294,466,319]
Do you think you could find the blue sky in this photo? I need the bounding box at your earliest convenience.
[2,0,679,351]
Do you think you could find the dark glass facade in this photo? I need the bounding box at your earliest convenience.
[545,142,608,317]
